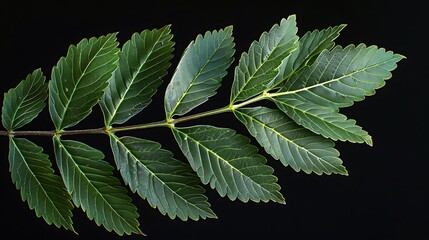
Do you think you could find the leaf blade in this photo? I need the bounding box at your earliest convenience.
[9,137,75,232]
[234,107,347,175]
[230,15,298,104]
[172,125,284,203]
[53,137,142,236]
[280,44,404,108]
[272,94,372,145]
[101,26,174,126]
[50,33,119,130]
[164,26,235,119]
[109,134,216,221]
[2,69,47,131]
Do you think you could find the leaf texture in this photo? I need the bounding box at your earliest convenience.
[270,24,346,88]
[230,15,298,104]
[109,134,215,221]
[101,26,174,126]
[272,44,403,143]
[2,69,47,131]
[234,107,346,175]
[164,26,235,119]
[50,33,119,130]
[9,137,75,232]
[172,125,284,203]
[53,137,142,236]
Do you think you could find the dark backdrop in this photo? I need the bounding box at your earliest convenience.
[0,1,425,239]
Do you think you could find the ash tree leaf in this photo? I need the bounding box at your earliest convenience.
[234,107,347,175]
[9,137,75,232]
[272,44,404,144]
[101,25,174,127]
[50,33,119,131]
[53,137,143,236]
[109,134,216,221]
[270,24,346,88]
[230,15,298,104]
[172,125,284,203]
[164,26,235,120]
[2,69,47,131]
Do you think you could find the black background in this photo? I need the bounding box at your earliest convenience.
[0,1,425,239]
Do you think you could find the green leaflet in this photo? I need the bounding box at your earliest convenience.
[234,107,346,175]
[272,94,372,144]
[50,33,119,131]
[271,44,403,143]
[53,137,142,236]
[109,134,215,221]
[164,26,235,120]
[269,24,346,88]
[230,15,298,104]
[101,26,174,126]
[172,125,284,203]
[9,137,75,232]
[279,44,404,108]
[2,69,47,131]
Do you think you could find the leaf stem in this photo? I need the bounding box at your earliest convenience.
[168,106,231,125]
[0,128,106,137]
[108,120,169,133]
[0,93,271,137]
[230,92,269,110]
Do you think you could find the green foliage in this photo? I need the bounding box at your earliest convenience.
[234,107,345,175]
[101,26,174,126]
[271,44,402,144]
[165,26,235,119]
[0,15,404,236]
[53,137,142,235]
[109,134,215,220]
[172,125,284,203]
[9,137,75,232]
[50,33,119,131]
[230,15,298,104]
[2,69,47,131]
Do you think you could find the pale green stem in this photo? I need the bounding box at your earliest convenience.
[0,92,271,137]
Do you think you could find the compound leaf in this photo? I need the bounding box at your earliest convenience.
[270,24,346,88]
[172,125,284,203]
[9,137,75,232]
[109,134,215,221]
[50,33,119,131]
[230,15,298,104]
[101,26,174,126]
[164,26,234,119]
[234,107,346,175]
[2,69,47,131]
[53,137,142,236]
